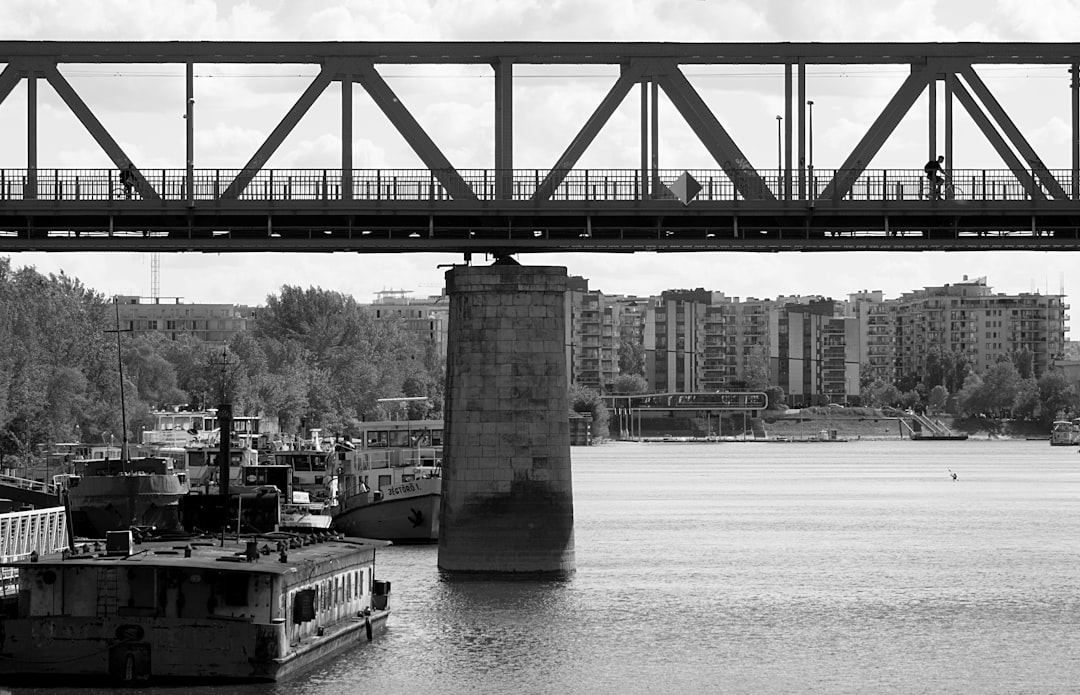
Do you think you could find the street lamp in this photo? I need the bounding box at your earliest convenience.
[776,115,783,172]
[807,100,815,177]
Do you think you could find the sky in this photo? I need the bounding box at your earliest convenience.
[2,0,1079,314]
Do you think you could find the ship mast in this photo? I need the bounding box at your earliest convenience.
[106,297,132,462]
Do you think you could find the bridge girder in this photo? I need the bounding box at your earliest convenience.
[2,41,1080,253]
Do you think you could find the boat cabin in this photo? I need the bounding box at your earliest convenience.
[0,531,391,683]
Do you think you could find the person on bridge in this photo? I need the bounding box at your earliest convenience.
[120,163,137,199]
[924,155,945,200]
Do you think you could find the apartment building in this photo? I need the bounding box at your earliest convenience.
[368,289,449,360]
[894,276,1067,381]
[846,290,897,385]
[771,298,861,406]
[566,278,622,391]
[115,295,256,342]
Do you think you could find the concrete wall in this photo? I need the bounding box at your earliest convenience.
[438,264,575,574]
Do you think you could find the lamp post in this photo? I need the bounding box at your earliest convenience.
[776,114,783,174]
[807,100,815,181]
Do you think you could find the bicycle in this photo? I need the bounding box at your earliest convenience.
[928,172,962,200]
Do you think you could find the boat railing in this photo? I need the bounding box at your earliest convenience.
[0,473,57,496]
[340,446,442,472]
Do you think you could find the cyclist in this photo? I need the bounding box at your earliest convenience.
[924,155,945,199]
[120,163,137,199]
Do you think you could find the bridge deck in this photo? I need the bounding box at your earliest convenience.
[2,167,1079,252]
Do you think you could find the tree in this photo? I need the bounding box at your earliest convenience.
[568,384,609,440]
[1037,370,1079,425]
[956,372,987,417]
[743,345,770,391]
[861,378,899,408]
[1010,348,1035,380]
[928,384,949,414]
[764,385,786,410]
[617,338,645,377]
[1012,377,1041,421]
[980,361,1023,417]
[611,374,648,395]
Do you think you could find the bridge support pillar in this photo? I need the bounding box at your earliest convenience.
[438,262,575,575]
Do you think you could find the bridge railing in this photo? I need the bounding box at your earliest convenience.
[0,168,1070,203]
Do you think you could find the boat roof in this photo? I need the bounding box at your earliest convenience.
[0,534,390,575]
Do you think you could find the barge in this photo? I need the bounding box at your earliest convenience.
[0,530,391,684]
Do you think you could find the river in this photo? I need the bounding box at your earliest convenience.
[9,439,1080,694]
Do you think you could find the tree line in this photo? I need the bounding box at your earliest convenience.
[0,258,444,463]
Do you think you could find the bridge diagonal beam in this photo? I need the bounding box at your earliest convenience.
[960,66,1068,200]
[654,61,776,202]
[820,67,932,201]
[531,60,648,202]
[221,66,334,200]
[951,78,1044,200]
[0,63,22,106]
[353,60,478,201]
[43,64,160,200]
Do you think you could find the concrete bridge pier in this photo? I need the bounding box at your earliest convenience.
[437,262,575,575]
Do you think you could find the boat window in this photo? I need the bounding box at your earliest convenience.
[293,588,316,623]
[310,456,327,472]
[223,574,249,606]
[389,430,409,447]
[378,475,391,490]
[368,431,389,448]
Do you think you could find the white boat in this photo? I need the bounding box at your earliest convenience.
[329,420,443,544]
[1049,419,1080,445]
[0,530,391,683]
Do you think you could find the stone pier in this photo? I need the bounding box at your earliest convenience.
[437,262,575,574]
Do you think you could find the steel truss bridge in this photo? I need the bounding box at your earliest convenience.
[3,41,1080,254]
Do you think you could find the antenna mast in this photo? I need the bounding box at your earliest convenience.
[151,253,160,299]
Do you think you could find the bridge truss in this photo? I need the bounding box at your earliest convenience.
[2,41,1080,253]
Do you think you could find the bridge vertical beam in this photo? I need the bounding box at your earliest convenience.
[945,72,954,174]
[928,70,937,160]
[784,62,793,201]
[1072,64,1079,200]
[798,61,806,201]
[26,72,36,199]
[640,81,648,200]
[342,74,353,201]
[494,58,513,200]
[438,263,575,575]
[186,61,194,207]
[651,79,660,197]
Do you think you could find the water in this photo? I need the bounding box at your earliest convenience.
[9,439,1080,694]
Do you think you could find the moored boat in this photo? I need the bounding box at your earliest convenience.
[0,530,391,684]
[1049,419,1080,445]
[329,420,443,543]
[57,455,189,538]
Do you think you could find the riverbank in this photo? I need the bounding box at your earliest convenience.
[761,407,1050,441]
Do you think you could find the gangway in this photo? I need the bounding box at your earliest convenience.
[0,506,69,596]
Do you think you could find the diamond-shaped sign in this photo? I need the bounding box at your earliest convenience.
[667,171,702,206]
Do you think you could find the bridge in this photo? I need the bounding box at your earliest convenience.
[2,41,1080,253]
